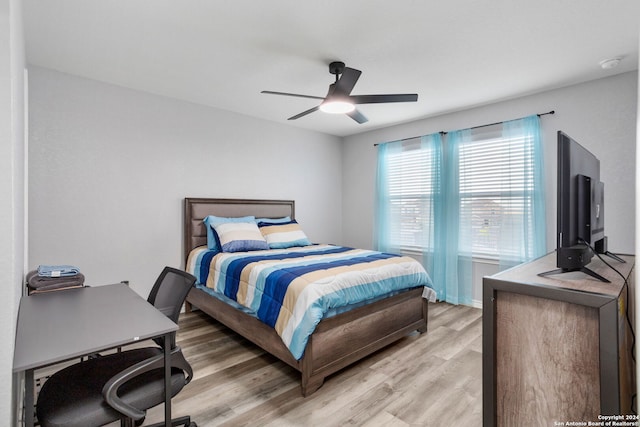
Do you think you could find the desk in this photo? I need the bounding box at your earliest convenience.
[13,283,178,427]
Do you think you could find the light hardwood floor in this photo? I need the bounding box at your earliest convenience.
[143,302,483,427]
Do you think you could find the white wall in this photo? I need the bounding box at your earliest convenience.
[342,72,637,303]
[28,67,343,298]
[0,0,25,425]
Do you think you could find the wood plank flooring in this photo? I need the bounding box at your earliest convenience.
[142,302,483,427]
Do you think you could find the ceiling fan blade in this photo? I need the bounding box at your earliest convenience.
[261,90,325,101]
[350,94,418,104]
[333,67,362,96]
[346,108,368,124]
[288,105,320,120]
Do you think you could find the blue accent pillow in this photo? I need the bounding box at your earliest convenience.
[255,216,291,224]
[203,215,255,251]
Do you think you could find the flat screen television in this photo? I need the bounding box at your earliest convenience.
[539,131,622,282]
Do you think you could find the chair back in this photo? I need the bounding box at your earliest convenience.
[147,267,196,346]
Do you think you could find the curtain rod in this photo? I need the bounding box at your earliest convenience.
[373,110,555,146]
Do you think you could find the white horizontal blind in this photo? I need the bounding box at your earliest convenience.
[459,133,534,258]
[382,128,535,259]
[385,140,438,251]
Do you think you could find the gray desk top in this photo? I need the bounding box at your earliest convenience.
[13,283,178,372]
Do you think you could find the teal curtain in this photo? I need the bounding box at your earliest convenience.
[420,133,447,280]
[430,129,473,305]
[374,140,402,253]
[375,132,472,304]
[419,133,443,276]
[499,115,546,270]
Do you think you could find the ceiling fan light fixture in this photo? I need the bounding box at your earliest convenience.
[319,100,355,114]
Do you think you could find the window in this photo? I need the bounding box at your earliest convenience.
[458,130,537,259]
[377,117,544,261]
[375,115,545,304]
[382,137,440,252]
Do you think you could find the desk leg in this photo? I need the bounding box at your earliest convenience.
[164,333,171,427]
[25,369,34,427]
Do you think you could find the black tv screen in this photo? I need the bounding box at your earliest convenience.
[554,131,607,281]
[557,131,603,248]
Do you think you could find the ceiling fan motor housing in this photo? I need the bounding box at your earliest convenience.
[329,61,346,76]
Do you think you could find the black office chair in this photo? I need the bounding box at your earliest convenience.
[36,267,198,427]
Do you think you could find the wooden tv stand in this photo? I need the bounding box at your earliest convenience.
[483,252,635,426]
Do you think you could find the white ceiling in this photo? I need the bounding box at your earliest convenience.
[24,1,639,137]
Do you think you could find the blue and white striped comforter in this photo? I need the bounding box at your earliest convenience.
[187,244,435,359]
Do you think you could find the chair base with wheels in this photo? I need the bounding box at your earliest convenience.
[37,347,196,427]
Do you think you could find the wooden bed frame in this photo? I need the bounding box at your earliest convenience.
[183,197,428,396]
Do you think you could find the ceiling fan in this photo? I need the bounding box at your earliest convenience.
[261,61,418,124]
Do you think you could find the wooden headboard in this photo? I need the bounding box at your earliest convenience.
[183,198,295,263]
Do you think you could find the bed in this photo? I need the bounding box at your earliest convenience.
[183,197,435,396]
